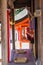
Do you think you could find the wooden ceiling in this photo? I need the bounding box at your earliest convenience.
[7,0,34,15]
[8,0,34,9]
[13,0,31,8]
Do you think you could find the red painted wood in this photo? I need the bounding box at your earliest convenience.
[7,9,10,62]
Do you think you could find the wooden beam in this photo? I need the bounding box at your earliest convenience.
[7,0,14,9]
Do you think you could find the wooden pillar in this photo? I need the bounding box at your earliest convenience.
[11,9,15,49]
[0,0,1,22]
[8,0,15,49]
[40,0,43,65]
[35,0,43,65]
[34,0,41,59]
[31,0,34,15]
[37,15,42,63]
[1,0,8,65]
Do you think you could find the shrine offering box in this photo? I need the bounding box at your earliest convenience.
[14,57,27,63]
